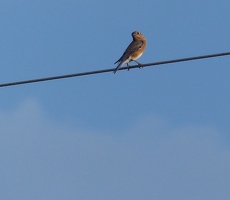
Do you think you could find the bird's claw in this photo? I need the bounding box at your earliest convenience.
[134,61,143,69]
[127,64,130,71]
[138,64,143,69]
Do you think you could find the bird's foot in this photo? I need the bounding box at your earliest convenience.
[138,65,143,69]
[127,64,130,71]
[134,61,143,69]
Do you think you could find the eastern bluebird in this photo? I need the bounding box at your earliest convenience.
[114,31,147,74]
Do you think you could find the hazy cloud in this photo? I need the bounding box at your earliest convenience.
[1,99,230,200]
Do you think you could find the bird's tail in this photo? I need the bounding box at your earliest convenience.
[114,61,125,74]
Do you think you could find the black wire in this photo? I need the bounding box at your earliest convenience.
[0,52,229,88]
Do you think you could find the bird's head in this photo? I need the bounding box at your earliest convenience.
[131,31,145,39]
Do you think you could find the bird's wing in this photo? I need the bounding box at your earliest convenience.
[123,40,143,57]
[115,40,143,64]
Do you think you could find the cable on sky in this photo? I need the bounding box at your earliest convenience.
[0,52,229,88]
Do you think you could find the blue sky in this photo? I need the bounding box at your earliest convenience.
[1,0,230,199]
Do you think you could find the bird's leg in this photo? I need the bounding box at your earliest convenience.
[127,63,130,71]
[133,60,143,69]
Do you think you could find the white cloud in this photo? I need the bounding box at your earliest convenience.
[0,99,230,200]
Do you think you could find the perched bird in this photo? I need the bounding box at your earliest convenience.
[114,31,147,74]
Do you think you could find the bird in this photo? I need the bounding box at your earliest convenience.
[114,31,147,74]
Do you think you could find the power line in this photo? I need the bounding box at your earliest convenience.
[0,51,229,88]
